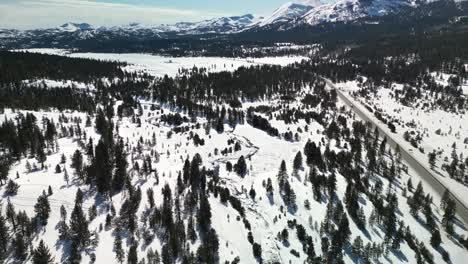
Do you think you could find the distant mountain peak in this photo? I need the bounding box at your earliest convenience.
[59,22,93,32]
[256,0,325,28]
[302,0,417,26]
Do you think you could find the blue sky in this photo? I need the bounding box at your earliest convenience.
[0,0,336,29]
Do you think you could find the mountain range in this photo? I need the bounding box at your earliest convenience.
[0,0,467,50]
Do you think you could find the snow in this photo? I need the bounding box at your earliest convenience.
[339,82,468,208]
[257,1,319,27]
[22,79,95,90]
[16,49,309,77]
[2,55,468,264]
[303,0,416,26]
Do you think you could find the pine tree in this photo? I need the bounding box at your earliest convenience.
[293,151,303,171]
[327,172,337,196]
[69,190,90,249]
[36,147,47,169]
[253,242,262,260]
[197,193,212,234]
[147,248,160,264]
[58,220,69,240]
[5,179,19,196]
[6,200,16,230]
[127,244,138,264]
[71,149,84,180]
[0,215,8,261]
[113,138,127,192]
[114,231,125,263]
[13,233,27,261]
[34,193,51,225]
[430,229,441,248]
[441,189,450,209]
[277,160,288,190]
[68,240,81,264]
[94,140,112,194]
[428,151,437,169]
[63,168,69,185]
[338,213,351,244]
[442,198,456,235]
[161,244,173,264]
[32,240,54,264]
[407,178,413,192]
[55,164,62,173]
[234,156,247,176]
[352,236,364,257]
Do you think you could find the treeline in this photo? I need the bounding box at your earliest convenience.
[151,63,315,104]
[0,51,126,84]
[0,85,95,112]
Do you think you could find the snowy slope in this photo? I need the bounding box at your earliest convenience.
[59,23,93,32]
[302,0,418,25]
[157,14,259,34]
[255,1,324,28]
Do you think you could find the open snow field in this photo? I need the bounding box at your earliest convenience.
[18,49,309,77]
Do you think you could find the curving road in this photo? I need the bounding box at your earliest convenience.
[323,78,468,226]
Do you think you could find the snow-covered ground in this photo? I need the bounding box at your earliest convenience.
[2,55,468,264]
[16,49,309,77]
[2,97,467,263]
[22,79,95,90]
[338,80,468,204]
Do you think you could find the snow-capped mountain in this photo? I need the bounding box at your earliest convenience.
[1,0,467,50]
[156,14,259,34]
[301,0,419,26]
[255,0,324,28]
[59,23,93,32]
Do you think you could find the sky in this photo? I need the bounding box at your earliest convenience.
[0,0,335,29]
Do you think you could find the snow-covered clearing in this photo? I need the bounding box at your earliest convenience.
[17,48,309,77]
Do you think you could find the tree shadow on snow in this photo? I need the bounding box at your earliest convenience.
[391,248,408,263]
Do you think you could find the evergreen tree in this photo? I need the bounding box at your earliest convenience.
[293,151,303,171]
[0,215,8,261]
[114,231,125,263]
[442,198,456,235]
[68,240,81,264]
[338,213,351,244]
[128,244,138,264]
[253,242,262,260]
[34,192,51,225]
[277,160,288,190]
[5,179,19,196]
[6,200,16,230]
[234,156,247,176]
[69,189,90,249]
[428,151,437,169]
[94,140,112,194]
[441,189,450,209]
[32,240,55,264]
[197,193,212,234]
[430,229,441,248]
[161,244,173,264]
[352,236,364,258]
[113,138,127,192]
[13,233,27,261]
[71,149,84,180]
[36,147,47,169]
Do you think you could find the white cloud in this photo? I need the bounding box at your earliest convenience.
[0,0,227,29]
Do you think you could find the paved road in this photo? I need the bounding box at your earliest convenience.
[323,78,468,226]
